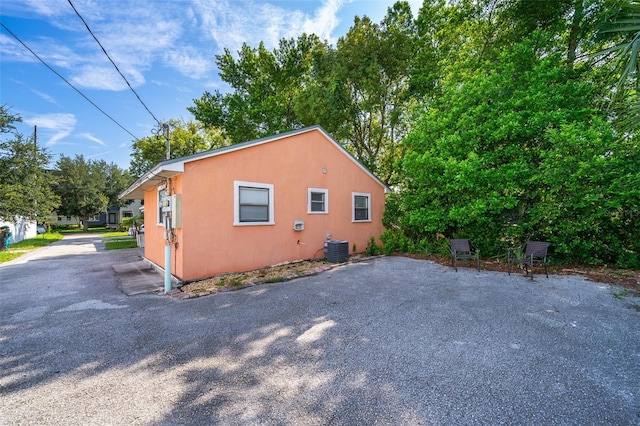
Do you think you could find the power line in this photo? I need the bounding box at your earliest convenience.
[0,21,140,141]
[67,0,162,126]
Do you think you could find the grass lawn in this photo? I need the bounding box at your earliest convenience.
[102,231,129,238]
[104,237,138,250]
[0,233,64,263]
[58,227,111,234]
[102,231,138,250]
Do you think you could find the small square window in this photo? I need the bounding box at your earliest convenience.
[353,193,370,222]
[308,188,328,214]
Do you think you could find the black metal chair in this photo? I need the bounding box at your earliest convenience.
[508,241,551,280]
[449,239,480,272]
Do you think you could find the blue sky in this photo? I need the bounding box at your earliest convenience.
[1,0,421,170]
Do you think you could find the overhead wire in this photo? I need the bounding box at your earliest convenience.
[66,0,162,126]
[0,21,140,141]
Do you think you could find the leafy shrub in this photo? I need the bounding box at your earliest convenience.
[385,35,640,267]
[121,214,143,232]
[365,237,382,256]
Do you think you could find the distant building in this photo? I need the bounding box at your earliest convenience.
[49,199,143,229]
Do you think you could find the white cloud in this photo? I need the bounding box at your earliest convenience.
[0,33,37,63]
[86,150,112,159]
[79,133,108,147]
[193,0,347,55]
[23,113,76,147]
[5,0,350,90]
[164,47,213,79]
[30,89,60,106]
[16,0,68,18]
[300,0,345,42]
[4,1,185,90]
[69,65,131,91]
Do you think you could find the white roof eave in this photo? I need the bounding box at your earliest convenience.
[119,162,184,200]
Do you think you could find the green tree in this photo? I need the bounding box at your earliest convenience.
[0,106,60,224]
[0,104,21,133]
[53,155,131,231]
[189,2,417,184]
[98,161,134,208]
[189,34,326,144]
[296,2,417,184]
[129,119,226,177]
[533,120,639,266]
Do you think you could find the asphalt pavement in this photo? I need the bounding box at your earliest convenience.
[0,234,639,425]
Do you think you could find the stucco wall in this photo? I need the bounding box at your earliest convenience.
[144,129,386,281]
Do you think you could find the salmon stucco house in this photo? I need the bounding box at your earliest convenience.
[120,126,390,283]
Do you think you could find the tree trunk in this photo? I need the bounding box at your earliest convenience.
[567,0,584,69]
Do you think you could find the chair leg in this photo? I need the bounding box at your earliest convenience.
[544,263,548,278]
[508,261,511,275]
[529,263,534,281]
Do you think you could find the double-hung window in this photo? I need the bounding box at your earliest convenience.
[308,188,328,214]
[157,186,168,225]
[234,181,275,225]
[352,192,371,222]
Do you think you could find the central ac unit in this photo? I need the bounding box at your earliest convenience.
[325,240,349,263]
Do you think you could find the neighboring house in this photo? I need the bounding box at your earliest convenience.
[88,200,143,230]
[48,212,80,227]
[49,200,143,229]
[120,126,390,282]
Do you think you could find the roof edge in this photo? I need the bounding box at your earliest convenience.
[119,125,390,199]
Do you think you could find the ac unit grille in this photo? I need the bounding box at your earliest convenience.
[325,240,349,263]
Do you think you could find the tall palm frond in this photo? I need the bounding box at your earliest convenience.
[596,2,640,131]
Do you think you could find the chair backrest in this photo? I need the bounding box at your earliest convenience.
[524,241,550,258]
[450,239,471,253]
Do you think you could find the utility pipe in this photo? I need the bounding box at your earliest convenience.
[164,243,171,293]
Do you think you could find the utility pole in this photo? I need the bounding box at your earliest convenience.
[153,121,171,160]
[163,122,170,160]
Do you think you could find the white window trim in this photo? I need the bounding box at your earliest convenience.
[307,187,329,214]
[234,180,275,226]
[352,192,371,222]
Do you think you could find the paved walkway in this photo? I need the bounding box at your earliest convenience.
[111,251,165,295]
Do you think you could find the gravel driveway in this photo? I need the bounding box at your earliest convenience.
[1,234,639,425]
